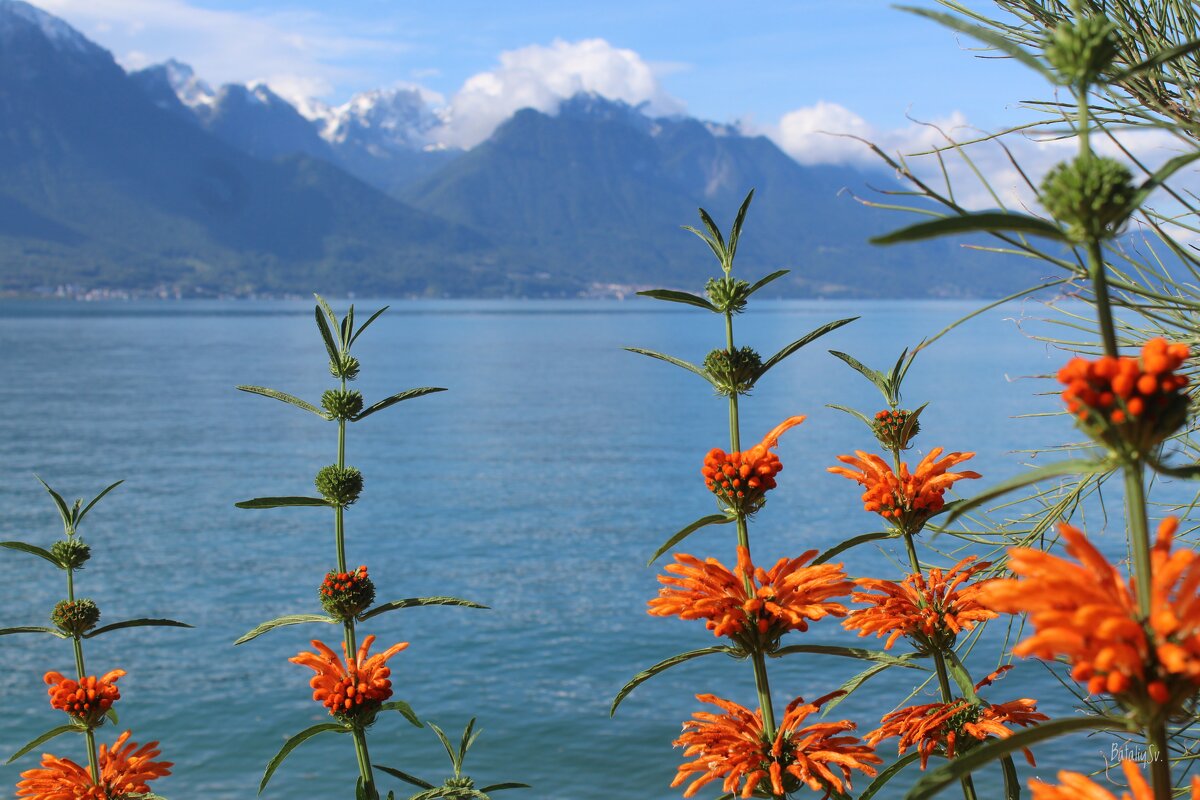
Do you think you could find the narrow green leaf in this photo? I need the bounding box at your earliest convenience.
[745,269,789,298]
[696,207,726,252]
[7,725,80,764]
[822,663,892,715]
[34,475,72,532]
[378,700,422,728]
[459,718,478,764]
[260,722,346,794]
[236,386,327,419]
[813,531,897,564]
[946,458,1113,524]
[78,481,124,526]
[349,306,389,348]
[770,644,926,669]
[611,646,735,716]
[726,189,755,263]
[757,317,858,378]
[826,404,875,430]
[235,496,330,510]
[373,765,434,790]
[85,618,192,638]
[904,716,1130,799]
[0,541,64,568]
[944,650,979,701]
[235,614,335,645]
[898,7,1056,80]
[1110,37,1200,81]
[1150,461,1200,479]
[480,784,531,793]
[0,626,66,638]
[859,752,921,800]
[313,304,341,363]
[647,514,735,565]
[634,289,717,312]
[1130,149,1200,210]
[681,226,725,265]
[1000,754,1021,800]
[354,388,448,422]
[829,351,890,395]
[359,597,488,621]
[429,723,457,769]
[105,708,118,725]
[623,348,712,383]
[871,211,1067,245]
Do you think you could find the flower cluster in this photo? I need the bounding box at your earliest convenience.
[1057,338,1190,454]
[648,546,851,651]
[16,731,171,800]
[872,408,919,451]
[843,556,997,653]
[980,518,1200,716]
[828,448,980,533]
[1031,759,1200,800]
[702,417,805,516]
[672,693,880,799]
[290,634,408,723]
[45,669,124,727]
[51,599,100,637]
[319,565,376,621]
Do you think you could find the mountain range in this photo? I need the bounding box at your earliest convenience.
[0,0,1051,298]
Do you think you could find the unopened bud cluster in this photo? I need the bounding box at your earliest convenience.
[50,538,91,570]
[322,388,363,421]
[51,598,100,636]
[1041,155,1135,242]
[705,276,751,314]
[315,465,363,507]
[704,347,762,396]
[319,565,376,621]
[329,354,361,382]
[1045,15,1120,86]
[872,409,920,451]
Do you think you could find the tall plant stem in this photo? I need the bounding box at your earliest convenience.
[66,568,100,785]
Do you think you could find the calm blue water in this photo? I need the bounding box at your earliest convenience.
[0,299,1141,799]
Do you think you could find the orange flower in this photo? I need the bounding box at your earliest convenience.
[1030,759,1200,800]
[828,448,980,532]
[979,518,1200,713]
[44,670,124,726]
[866,672,1046,770]
[843,557,997,653]
[702,417,805,516]
[672,693,880,799]
[648,546,852,651]
[16,730,171,800]
[1058,338,1189,452]
[290,634,408,722]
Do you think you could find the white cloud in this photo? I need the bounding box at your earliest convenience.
[435,38,686,148]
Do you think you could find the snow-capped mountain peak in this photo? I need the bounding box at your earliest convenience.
[309,87,445,151]
[160,58,215,109]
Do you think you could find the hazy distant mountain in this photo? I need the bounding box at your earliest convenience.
[0,0,1054,298]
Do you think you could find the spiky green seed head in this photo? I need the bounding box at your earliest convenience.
[704,347,763,397]
[52,598,100,636]
[1045,15,1120,87]
[705,276,751,314]
[50,538,91,570]
[329,355,361,381]
[445,777,475,790]
[1041,155,1135,241]
[315,465,363,507]
[321,389,364,421]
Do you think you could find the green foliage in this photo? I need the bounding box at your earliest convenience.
[234,613,336,646]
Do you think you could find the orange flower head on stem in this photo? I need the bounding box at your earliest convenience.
[672,693,881,799]
[865,669,1046,769]
[1057,338,1189,455]
[16,730,171,800]
[843,557,997,653]
[648,546,852,652]
[290,634,408,724]
[702,417,805,516]
[44,670,124,727]
[1030,759,1200,800]
[828,448,980,533]
[319,564,376,621]
[979,518,1200,718]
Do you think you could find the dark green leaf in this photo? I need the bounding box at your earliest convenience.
[459,718,479,764]
[770,644,926,670]
[757,318,858,379]
[360,597,487,621]
[78,480,124,526]
[378,700,423,728]
[647,514,735,565]
[681,226,724,266]
[904,716,1129,799]
[859,752,921,800]
[813,531,897,565]
[105,708,118,725]
[7,725,80,764]
[235,496,330,509]
[745,269,789,298]
[374,765,434,790]
[611,646,735,716]
[0,541,64,568]
[944,650,979,701]
[1150,461,1200,479]
[480,784,531,793]
[696,207,726,252]
[822,663,892,715]
[1110,37,1200,81]
[829,351,889,395]
[235,614,335,645]
[1131,150,1200,210]
[349,306,389,348]
[1000,754,1021,800]
[35,475,72,531]
[354,388,448,421]
[826,403,875,430]
[313,303,341,362]
[623,348,711,383]
[726,189,754,263]
[85,618,192,638]
[898,7,1055,80]
[946,458,1113,524]
[871,212,1066,246]
[236,386,327,418]
[634,289,717,312]
[429,723,458,770]
[0,626,66,638]
[260,722,347,794]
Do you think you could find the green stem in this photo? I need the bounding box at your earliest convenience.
[66,568,100,786]
[1088,238,1120,358]
[351,725,378,800]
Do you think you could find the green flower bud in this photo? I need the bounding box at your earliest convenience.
[705,276,751,314]
[319,565,376,621]
[703,347,763,397]
[1045,15,1120,87]
[445,777,476,791]
[52,598,100,636]
[329,355,361,381]
[321,389,364,421]
[315,465,363,507]
[872,409,920,451]
[50,538,91,570]
[1041,155,1135,242]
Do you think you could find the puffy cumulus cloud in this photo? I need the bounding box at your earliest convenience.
[771,100,968,167]
[435,38,686,148]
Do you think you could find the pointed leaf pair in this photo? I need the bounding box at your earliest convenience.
[358,597,488,622]
[611,646,738,716]
[235,613,335,645]
[36,476,123,535]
